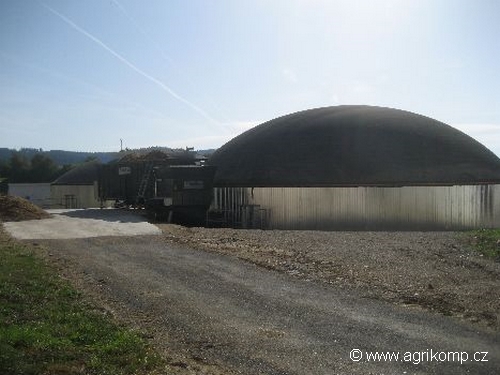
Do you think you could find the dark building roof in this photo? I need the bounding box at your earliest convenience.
[209,105,500,187]
[52,161,100,185]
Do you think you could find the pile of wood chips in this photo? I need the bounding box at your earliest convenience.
[0,195,50,222]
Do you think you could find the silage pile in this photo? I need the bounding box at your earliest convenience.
[0,195,50,222]
[118,150,172,162]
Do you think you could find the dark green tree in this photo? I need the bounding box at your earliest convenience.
[2,152,64,183]
[7,152,31,183]
[84,155,99,163]
[0,159,7,194]
[30,154,59,182]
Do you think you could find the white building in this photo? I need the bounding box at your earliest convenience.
[51,161,102,208]
[8,183,52,208]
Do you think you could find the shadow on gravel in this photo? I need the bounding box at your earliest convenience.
[55,209,148,223]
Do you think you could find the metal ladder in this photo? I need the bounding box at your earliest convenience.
[136,162,154,204]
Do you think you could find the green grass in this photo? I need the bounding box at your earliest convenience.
[0,231,165,375]
[467,228,500,260]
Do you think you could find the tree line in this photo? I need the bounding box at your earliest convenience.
[0,147,217,187]
[0,152,74,184]
[0,148,118,166]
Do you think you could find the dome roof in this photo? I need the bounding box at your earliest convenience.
[52,161,100,185]
[209,105,500,187]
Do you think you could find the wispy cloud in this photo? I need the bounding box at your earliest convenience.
[351,81,374,94]
[110,0,174,65]
[282,67,298,83]
[453,123,500,136]
[330,93,341,105]
[0,51,172,122]
[165,120,262,149]
[224,120,261,134]
[41,2,221,126]
[166,134,232,149]
[110,0,232,123]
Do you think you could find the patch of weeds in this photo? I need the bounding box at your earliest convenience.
[0,230,164,375]
[467,229,500,260]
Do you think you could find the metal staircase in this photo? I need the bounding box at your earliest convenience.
[136,162,154,204]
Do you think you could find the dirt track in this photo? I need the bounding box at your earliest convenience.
[39,232,500,375]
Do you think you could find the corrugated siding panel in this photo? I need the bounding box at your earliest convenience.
[212,185,500,230]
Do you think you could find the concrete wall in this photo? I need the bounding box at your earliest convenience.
[8,183,52,208]
[211,185,500,230]
[51,182,101,209]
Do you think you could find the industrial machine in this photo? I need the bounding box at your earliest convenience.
[98,151,216,225]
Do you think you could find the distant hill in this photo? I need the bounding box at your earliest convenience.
[197,149,217,157]
[0,148,119,166]
[0,147,217,166]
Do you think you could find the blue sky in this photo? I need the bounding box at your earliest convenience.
[1,0,499,155]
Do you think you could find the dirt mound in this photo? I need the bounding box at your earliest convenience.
[0,195,51,222]
[119,150,172,162]
[117,150,197,163]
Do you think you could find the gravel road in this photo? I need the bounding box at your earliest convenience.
[40,235,500,375]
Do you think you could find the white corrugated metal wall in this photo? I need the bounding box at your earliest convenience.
[8,183,52,208]
[211,185,500,230]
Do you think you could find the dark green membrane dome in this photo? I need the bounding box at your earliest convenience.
[209,105,500,187]
[52,161,100,185]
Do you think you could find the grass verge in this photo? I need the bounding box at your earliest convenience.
[0,229,164,375]
[467,228,500,260]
